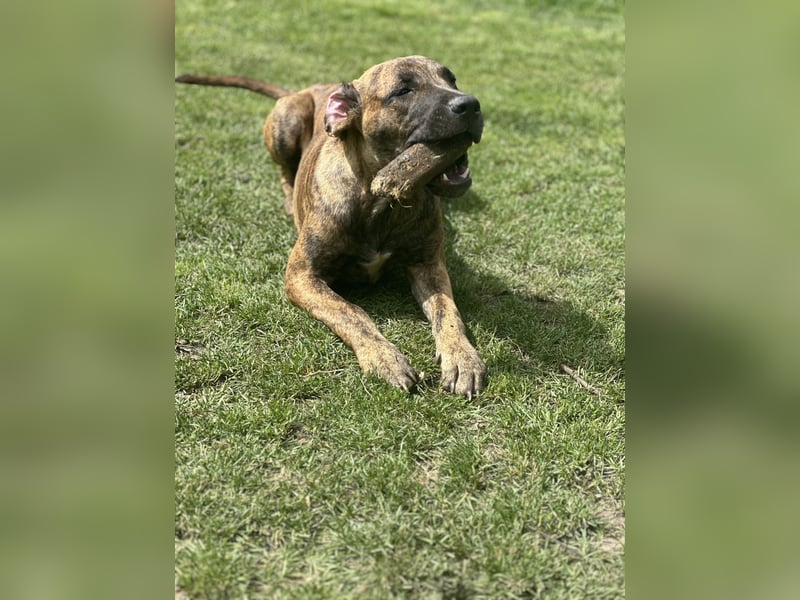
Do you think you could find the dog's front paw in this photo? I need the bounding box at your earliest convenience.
[358,343,419,392]
[439,344,486,398]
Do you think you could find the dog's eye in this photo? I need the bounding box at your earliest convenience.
[441,68,458,89]
[391,87,413,98]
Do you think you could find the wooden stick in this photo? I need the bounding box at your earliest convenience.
[560,364,603,396]
[370,134,473,201]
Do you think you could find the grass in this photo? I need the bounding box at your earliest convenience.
[175,0,625,597]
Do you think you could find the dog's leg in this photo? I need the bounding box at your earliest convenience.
[263,93,315,216]
[285,246,419,391]
[407,260,486,398]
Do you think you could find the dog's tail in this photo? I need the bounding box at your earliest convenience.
[175,74,293,99]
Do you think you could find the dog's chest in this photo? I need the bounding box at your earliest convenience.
[340,197,437,283]
[360,250,393,282]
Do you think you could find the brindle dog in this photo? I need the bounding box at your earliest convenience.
[177,56,486,397]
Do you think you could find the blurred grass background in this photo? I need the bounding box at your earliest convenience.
[627,1,800,598]
[0,2,175,599]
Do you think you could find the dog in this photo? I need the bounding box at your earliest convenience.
[176,56,486,397]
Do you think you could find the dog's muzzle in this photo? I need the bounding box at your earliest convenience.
[448,94,483,143]
[425,95,483,197]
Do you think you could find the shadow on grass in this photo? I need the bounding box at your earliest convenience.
[339,190,622,388]
[450,203,621,385]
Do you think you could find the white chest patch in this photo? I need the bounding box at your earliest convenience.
[361,251,392,281]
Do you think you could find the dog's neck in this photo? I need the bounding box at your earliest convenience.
[337,133,394,177]
[336,133,407,207]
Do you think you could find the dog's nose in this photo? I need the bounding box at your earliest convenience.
[448,94,481,115]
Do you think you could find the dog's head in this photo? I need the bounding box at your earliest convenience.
[324,56,483,197]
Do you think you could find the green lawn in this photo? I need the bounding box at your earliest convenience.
[175,0,625,597]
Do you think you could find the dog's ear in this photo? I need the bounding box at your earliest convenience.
[324,82,361,138]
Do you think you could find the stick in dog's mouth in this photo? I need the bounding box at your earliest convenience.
[371,134,474,201]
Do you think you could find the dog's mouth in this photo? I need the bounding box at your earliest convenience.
[426,152,472,197]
